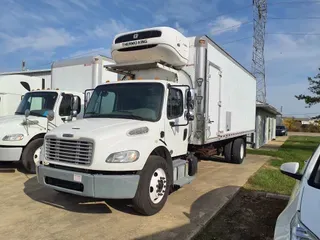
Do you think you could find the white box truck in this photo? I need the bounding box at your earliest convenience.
[0,55,117,173]
[0,74,46,116]
[36,27,256,215]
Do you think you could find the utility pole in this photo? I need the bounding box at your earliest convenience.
[252,0,267,103]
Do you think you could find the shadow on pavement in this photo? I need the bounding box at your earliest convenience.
[136,185,240,240]
[23,176,140,215]
[0,161,34,174]
[137,187,288,240]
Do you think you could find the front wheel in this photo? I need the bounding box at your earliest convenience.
[21,138,44,174]
[132,156,170,216]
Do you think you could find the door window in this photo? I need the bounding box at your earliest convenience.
[167,88,183,120]
[59,94,73,116]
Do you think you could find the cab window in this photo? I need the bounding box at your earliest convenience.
[167,88,183,119]
[59,94,73,116]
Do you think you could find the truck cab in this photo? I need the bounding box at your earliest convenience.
[0,89,83,173]
[0,55,117,173]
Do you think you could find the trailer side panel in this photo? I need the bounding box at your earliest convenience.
[204,40,256,143]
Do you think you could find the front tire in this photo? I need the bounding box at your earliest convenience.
[21,138,43,174]
[132,156,170,216]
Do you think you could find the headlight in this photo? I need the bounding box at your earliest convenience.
[291,212,318,240]
[2,134,24,141]
[106,150,140,163]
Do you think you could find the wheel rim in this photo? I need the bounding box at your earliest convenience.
[240,143,244,159]
[149,168,167,204]
[33,147,41,164]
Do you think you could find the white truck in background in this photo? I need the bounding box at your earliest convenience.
[0,55,117,173]
[0,74,46,116]
[37,27,256,215]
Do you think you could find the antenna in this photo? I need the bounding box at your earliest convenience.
[252,0,267,103]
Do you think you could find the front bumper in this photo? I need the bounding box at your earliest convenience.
[37,165,140,199]
[0,146,23,161]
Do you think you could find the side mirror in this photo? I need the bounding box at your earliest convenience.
[72,96,80,112]
[280,162,302,180]
[24,109,30,118]
[185,110,195,121]
[71,110,78,117]
[46,110,55,122]
[186,89,195,109]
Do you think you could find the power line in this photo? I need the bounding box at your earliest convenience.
[221,36,253,45]
[267,32,320,35]
[269,0,320,5]
[211,20,253,34]
[269,17,320,20]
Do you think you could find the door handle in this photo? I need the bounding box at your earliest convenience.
[208,119,214,123]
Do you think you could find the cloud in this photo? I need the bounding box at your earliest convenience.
[210,16,244,36]
[91,19,129,38]
[69,47,111,58]
[0,28,76,53]
[174,22,187,35]
[152,0,218,26]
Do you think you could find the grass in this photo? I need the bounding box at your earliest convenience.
[245,136,320,195]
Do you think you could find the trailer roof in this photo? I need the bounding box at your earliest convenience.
[52,54,114,68]
[198,35,255,79]
[0,69,51,75]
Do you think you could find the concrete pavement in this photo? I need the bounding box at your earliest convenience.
[0,154,270,240]
[260,136,288,151]
[288,131,320,137]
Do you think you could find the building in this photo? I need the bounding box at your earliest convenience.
[248,101,282,149]
[0,69,51,87]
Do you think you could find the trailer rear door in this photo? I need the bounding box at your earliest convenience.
[205,62,222,141]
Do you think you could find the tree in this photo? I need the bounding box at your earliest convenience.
[295,68,320,107]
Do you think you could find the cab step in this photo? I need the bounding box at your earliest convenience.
[172,159,195,187]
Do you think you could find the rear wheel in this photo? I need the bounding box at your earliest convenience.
[132,156,170,216]
[231,138,245,164]
[21,138,43,174]
[224,141,233,162]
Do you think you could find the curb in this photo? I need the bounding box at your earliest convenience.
[184,187,241,240]
[184,189,289,240]
[251,190,290,200]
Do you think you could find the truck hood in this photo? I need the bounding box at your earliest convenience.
[0,115,47,140]
[46,118,156,140]
[300,184,320,238]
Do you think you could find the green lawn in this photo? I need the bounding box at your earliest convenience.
[245,136,320,195]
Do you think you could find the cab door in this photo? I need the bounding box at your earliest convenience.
[164,87,189,157]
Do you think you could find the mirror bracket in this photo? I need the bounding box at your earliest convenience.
[280,170,302,180]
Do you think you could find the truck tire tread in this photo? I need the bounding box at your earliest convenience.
[231,138,245,164]
[224,141,233,162]
[132,155,170,216]
[21,138,43,174]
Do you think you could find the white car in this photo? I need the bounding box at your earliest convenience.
[274,144,320,239]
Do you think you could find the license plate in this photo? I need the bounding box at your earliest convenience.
[73,174,82,182]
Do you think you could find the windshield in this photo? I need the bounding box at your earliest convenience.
[84,82,164,122]
[277,126,285,129]
[15,91,58,117]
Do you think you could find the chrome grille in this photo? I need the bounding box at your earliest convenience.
[45,137,93,165]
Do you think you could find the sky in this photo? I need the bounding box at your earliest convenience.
[1,0,320,118]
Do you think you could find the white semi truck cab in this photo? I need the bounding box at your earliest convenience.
[0,89,83,173]
[0,55,117,173]
[37,26,256,215]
